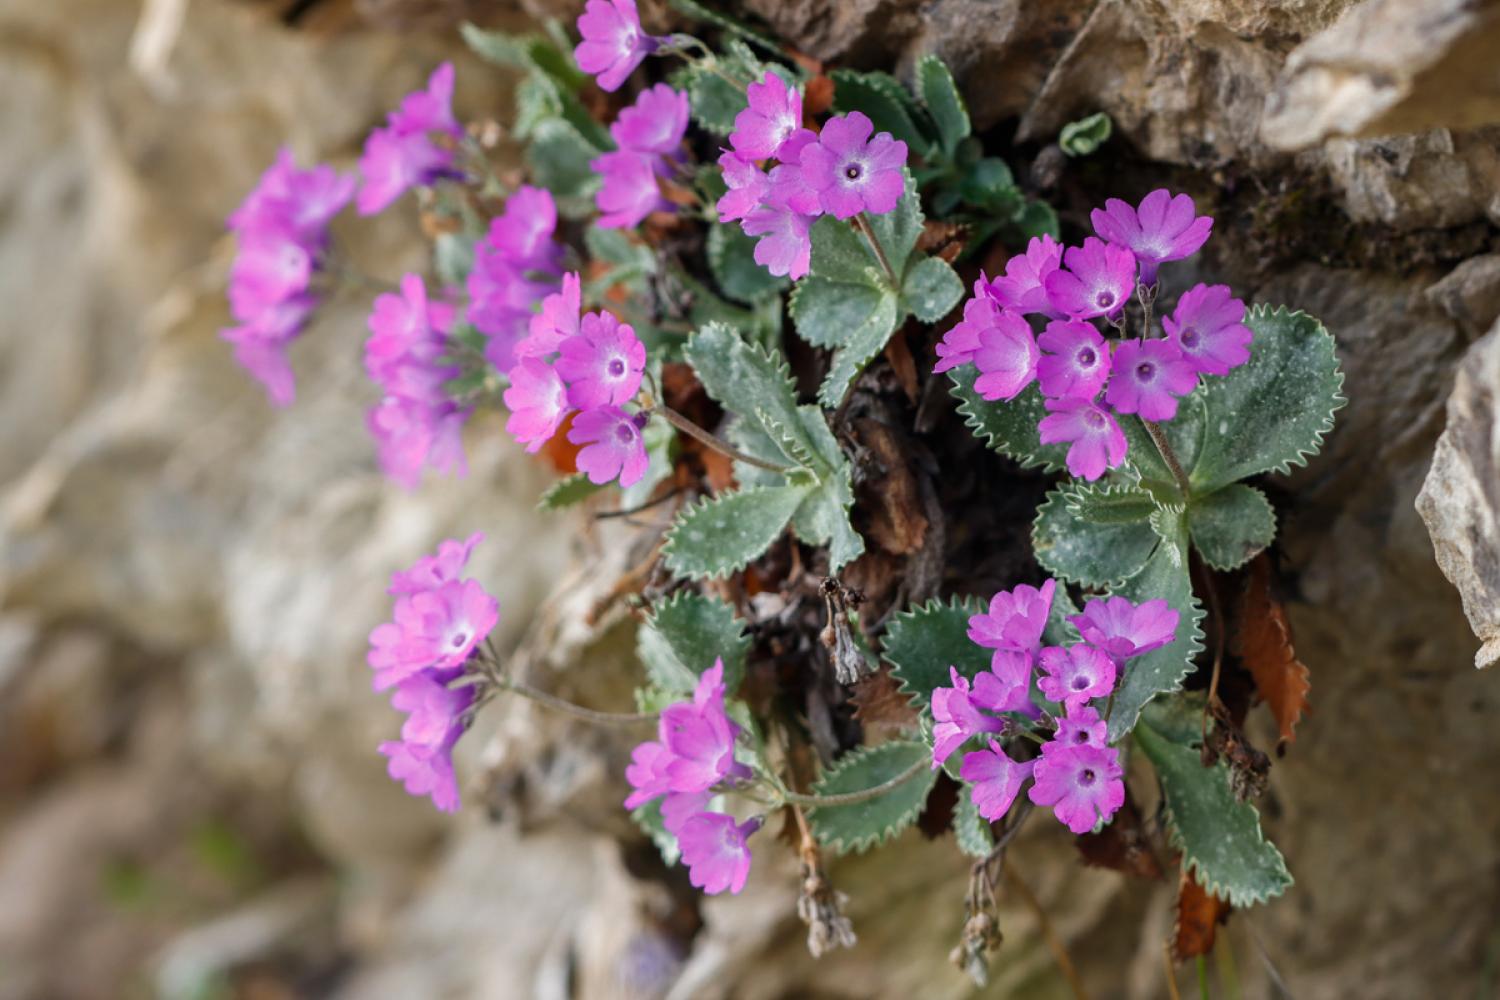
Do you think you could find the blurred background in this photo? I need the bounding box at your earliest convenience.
[2,0,1499,997]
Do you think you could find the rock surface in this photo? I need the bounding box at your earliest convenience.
[2,0,1500,998]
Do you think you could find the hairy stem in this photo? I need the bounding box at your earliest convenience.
[654,403,795,474]
[777,757,927,808]
[1004,859,1090,1000]
[1144,419,1193,499]
[853,213,900,288]
[492,675,657,725]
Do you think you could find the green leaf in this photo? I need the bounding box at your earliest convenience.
[434,232,476,287]
[901,255,965,323]
[641,591,751,695]
[1135,705,1293,906]
[790,274,895,349]
[1190,306,1345,494]
[662,485,810,579]
[808,741,938,854]
[538,473,604,511]
[1189,483,1276,571]
[792,460,866,571]
[708,223,789,304]
[815,291,902,407]
[1032,486,1159,588]
[958,157,1020,214]
[949,373,1070,474]
[1058,111,1113,157]
[883,596,990,709]
[1012,199,1060,240]
[915,54,970,155]
[804,214,889,289]
[1041,583,1082,648]
[683,322,822,463]
[1105,511,1206,743]
[1119,395,1206,502]
[830,69,934,154]
[954,789,994,858]
[676,42,782,136]
[867,170,925,269]
[526,117,603,207]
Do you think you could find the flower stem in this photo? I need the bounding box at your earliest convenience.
[492,675,657,725]
[654,403,796,475]
[853,213,900,289]
[1143,419,1193,499]
[776,757,927,808]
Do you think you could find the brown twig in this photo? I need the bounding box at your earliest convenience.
[1003,858,1089,1000]
[654,403,794,474]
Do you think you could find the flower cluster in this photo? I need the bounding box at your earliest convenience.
[719,73,908,280]
[364,275,471,489]
[573,0,663,93]
[502,273,650,487]
[222,149,354,405]
[592,83,691,229]
[935,190,1251,480]
[367,534,497,812]
[624,661,760,895]
[468,185,565,372]
[930,580,1179,835]
[357,63,464,216]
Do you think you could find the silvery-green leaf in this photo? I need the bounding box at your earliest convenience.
[915,54,970,155]
[663,484,811,579]
[538,473,604,512]
[883,596,989,710]
[1059,111,1112,157]
[949,373,1070,474]
[640,590,751,695]
[901,255,965,323]
[1033,487,1158,588]
[954,788,994,858]
[830,69,935,154]
[708,223,789,304]
[1189,483,1276,571]
[808,741,938,854]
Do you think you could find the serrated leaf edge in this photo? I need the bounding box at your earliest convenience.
[808,740,936,854]
[660,485,803,580]
[948,372,1068,474]
[1191,483,1278,573]
[1031,491,1153,589]
[883,595,987,709]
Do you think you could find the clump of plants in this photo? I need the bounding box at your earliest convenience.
[221,0,1343,984]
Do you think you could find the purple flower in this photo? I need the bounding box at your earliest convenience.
[363,274,471,488]
[380,737,462,813]
[1069,596,1179,662]
[612,83,691,155]
[764,129,822,215]
[1163,283,1252,376]
[228,236,312,311]
[985,235,1064,317]
[569,406,651,487]
[731,71,803,160]
[972,662,1040,719]
[1042,237,1137,321]
[1091,189,1212,286]
[503,358,572,453]
[592,150,667,229]
[717,151,771,224]
[228,147,354,243]
[574,0,659,93]
[930,667,1008,769]
[624,740,675,810]
[391,672,475,752]
[221,329,299,407]
[677,812,758,895]
[1036,644,1117,709]
[556,311,646,408]
[972,304,1040,402]
[1028,743,1125,835]
[933,280,987,374]
[1038,397,1127,481]
[659,790,711,835]
[660,660,750,793]
[968,580,1057,655]
[357,63,463,216]
[741,197,813,280]
[798,112,907,219]
[388,532,484,595]
[467,187,563,369]
[960,739,1035,821]
[1036,320,1111,400]
[517,272,583,360]
[366,578,500,690]
[1103,339,1198,422]
[1046,705,1107,754]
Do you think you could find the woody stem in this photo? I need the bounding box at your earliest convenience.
[654,404,794,474]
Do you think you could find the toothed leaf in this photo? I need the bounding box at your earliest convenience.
[1033,486,1158,588]
[1135,704,1293,907]
[539,473,604,511]
[954,789,994,858]
[808,740,938,854]
[901,255,965,323]
[1189,483,1276,571]
[949,373,1070,474]
[708,223,788,304]
[640,591,751,696]
[1118,394,1206,504]
[1190,306,1345,493]
[663,485,810,579]
[1105,510,1207,743]
[814,292,902,407]
[883,596,990,710]
[684,322,821,464]
[830,69,935,155]
[915,54,970,155]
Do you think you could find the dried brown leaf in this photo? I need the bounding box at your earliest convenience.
[1074,794,1162,880]
[1235,555,1311,749]
[917,220,968,264]
[1173,868,1231,961]
[850,666,920,737]
[852,417,928,555]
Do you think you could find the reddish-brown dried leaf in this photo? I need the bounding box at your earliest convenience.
[803,74,835,117]
[539,411,581,474]
[917,220,968,264]
[1173,869,1231,961]
[883,334,920,403]
[1236,555,1311,749]
[851,418,928,555]
[1074,795,1162,880]
[850,666,921,738]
